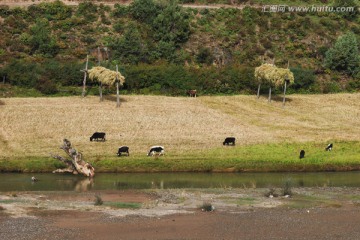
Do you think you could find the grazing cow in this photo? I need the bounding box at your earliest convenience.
[325,143,333,151]
[90,132,106,142]
[117,146,130,156]
[299,150,305,159]
[187,89,197,97]
[223,137,236,146]
[147,146,165,156]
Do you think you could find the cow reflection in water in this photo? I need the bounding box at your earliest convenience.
[74,178,94,191]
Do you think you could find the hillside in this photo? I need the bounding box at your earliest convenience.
[0,0,359,96]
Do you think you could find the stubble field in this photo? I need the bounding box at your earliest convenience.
[1,93,360,172]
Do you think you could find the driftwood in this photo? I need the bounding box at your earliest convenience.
[51,139,95,177]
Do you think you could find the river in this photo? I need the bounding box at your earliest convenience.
[1,172,360,192]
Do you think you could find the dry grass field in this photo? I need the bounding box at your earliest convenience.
[1,94,360,163]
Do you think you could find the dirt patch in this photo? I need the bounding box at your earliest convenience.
[45,190,157,203]
[1,188,360,239]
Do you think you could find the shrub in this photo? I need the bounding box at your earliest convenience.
[112,4,129,18]
[94,194,103,206]
[348,77,360,90]
[4,60,40,87]
[322,81,342,93]
[282,178,293,196]
[35,78,58,95]
[200,202,214,212]
[264,188,279,197]
[196,47,213,65]
[289,68,316,91]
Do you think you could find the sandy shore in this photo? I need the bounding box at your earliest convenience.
[1,187,360,239]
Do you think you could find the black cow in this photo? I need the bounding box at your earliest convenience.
[117,146,129,156]
[299,150,305,159]
[147,146,165,156]
[90,132,106,142]
[325,143,333,151]
[223,137,236,146]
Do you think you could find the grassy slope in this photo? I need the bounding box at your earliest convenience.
[1,94,360,172]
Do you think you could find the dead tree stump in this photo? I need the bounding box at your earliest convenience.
[51,139,95,177]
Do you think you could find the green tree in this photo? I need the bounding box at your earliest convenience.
[152,0,190,46]
[333,0,358,20]
[109,23,149,64]
[29,18,59,57]
[129,0,160,24]
[76,1,98,22]
[324,32,360,76]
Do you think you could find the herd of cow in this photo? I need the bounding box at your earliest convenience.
[90,132,236,157]
[90,132,333,159]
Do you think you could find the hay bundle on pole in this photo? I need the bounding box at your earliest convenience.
[254,63,274,99]
[254,63,294,104]
[88,66,125,106]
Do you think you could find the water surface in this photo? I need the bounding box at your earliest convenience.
[1,172,360,192]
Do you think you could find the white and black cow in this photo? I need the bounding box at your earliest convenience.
[90,132,106,142]
[223,137,236,146]
[147,146,165,156]
[117,146,129,156]
[325,143,333,151]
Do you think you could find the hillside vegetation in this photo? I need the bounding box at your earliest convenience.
[0,0,359,96]
[1,94,360,172]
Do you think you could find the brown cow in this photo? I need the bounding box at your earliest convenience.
[187,90,197,97]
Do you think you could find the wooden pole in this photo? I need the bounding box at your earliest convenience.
[97,47,103,102]
[268,87,272,103]
[257,83,261,99]
[2,75,5,84]
[282,81,287,108]
[99,82,103,102]
[283,61,290,108]
[97,46,101,66]
[81,55,89,98]
[116,65,120,108]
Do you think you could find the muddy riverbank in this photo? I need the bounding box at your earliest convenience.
[1,187,360,239]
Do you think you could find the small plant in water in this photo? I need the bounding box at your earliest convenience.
[94,194,103,206]
[282,178,293,196]
[200,202,214,212]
